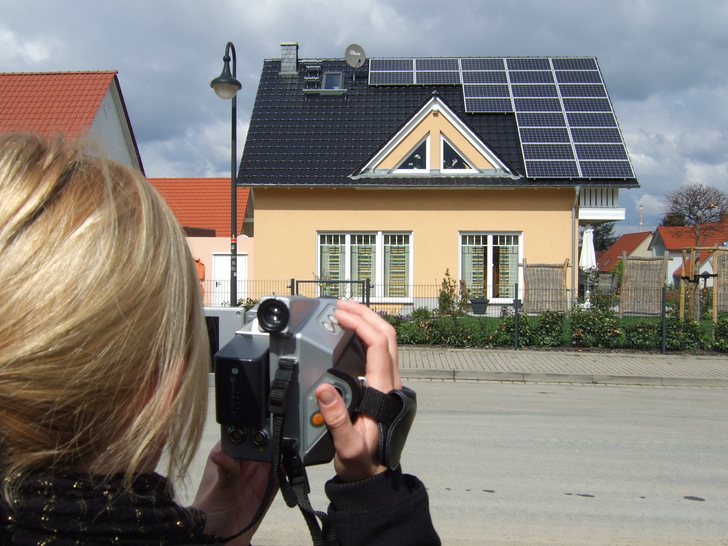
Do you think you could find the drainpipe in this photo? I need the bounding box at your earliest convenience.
[572,186,581,308]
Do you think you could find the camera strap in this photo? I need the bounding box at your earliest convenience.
[357,385,418,470]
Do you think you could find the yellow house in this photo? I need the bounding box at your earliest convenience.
[239,43,637,312]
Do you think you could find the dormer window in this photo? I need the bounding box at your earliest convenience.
[322,72,343,90]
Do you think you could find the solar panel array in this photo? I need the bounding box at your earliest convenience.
[368,57,633,179]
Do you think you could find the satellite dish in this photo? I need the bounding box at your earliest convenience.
[345,44,366,68]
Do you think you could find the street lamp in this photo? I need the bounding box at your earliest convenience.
[211,42,242,307]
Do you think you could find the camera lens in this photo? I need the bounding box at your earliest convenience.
[257,299,290,333]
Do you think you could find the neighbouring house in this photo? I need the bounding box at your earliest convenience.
[650,217,728,285]
[596,231,653,291]
[0,71,143,171]
[149,178,253,306]
[238,42,638,312]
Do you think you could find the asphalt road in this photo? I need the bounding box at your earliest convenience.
[179,382,728,545]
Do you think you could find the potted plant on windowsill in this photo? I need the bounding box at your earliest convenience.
[470,294,489,315]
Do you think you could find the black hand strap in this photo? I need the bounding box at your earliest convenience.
[356,386,417,470]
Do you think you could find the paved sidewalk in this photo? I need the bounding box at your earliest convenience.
[398,346,728,387]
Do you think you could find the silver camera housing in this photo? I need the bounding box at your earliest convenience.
[214,296,366,466]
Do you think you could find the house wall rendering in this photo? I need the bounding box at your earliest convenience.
[253,186,573,304]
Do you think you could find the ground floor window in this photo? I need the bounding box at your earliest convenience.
[460,233,521,300]
[318,232,411,299]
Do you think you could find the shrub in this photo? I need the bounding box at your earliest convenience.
[665,314,707,351]
[623,320,660,349]
[438,269,470,316]
[570,306,621,348]
[535,311,565,347]
[397,307,433,345]
[430,315,468,346]
[495,311,532,346]
[712,316,728,353]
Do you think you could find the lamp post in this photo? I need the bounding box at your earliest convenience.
[210,42,242,307]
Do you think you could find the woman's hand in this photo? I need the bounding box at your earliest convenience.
[315,299,402,482]
[192,442,276,545]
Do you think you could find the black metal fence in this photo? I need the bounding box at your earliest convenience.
[202,279,728,353]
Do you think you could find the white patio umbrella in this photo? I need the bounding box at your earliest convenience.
[579,225,597,271]
[579,225,597,305]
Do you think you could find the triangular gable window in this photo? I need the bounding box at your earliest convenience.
[351,96,516,180]
[397,139,427,170]
[442,139,472,171]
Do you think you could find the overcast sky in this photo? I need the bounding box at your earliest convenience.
[3,0,728,234]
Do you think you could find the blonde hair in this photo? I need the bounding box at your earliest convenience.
[0,133,209,501]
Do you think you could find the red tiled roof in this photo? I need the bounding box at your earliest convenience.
[653,218,728,277]
[0,71,117,137]
[149,178,250,237]
[597,231,652,272]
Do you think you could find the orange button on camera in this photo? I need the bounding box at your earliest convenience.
[311,412,325,427]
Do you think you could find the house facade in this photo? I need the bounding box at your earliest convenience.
[239,43,638,311]
[650,219,728,285]
[149,178,253,306]
[0,71,142,172]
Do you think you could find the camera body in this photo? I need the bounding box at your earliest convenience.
[214,296,366,466]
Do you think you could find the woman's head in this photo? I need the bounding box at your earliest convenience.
[0,133,209,499]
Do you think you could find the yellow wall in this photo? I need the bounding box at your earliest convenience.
[253,187,574,286]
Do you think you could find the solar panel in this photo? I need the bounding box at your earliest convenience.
[464,98,513,112]
[507,58,551,70]
[509,71,555,83]
[563,98,612,112]
[367,56,635,179]
[416,71,460,85]
[556,71,602,83]
[511,84,558,97]
[525,161,580,178]
[520,128,571,143]
[370,59,413,71]
[516,112,567,127]
[523,144,575,160]
[580,161,634,178]
[571,128,622,143]
[552,58,598,70]
[514,98,562,112]
[567,112,617,127]
[416,58,459,71]
[559,84,607,97]
[462,71,508,84]
[575,144,628,160]
[463,84,510,98]
[461,58,505,70]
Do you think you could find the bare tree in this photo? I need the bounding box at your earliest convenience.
[661,182,728,246]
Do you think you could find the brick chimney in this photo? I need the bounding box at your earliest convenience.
[280,42,299,75]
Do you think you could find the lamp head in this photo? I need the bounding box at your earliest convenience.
[211,55,242,99]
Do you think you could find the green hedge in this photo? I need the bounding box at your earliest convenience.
[379,307,728,353]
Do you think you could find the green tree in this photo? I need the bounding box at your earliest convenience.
[593,222,617,252]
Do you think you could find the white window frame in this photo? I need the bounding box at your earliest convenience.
[441,135,475,173]
[393,136,429,174]
[459,232,523,303]
[317,231,413,302]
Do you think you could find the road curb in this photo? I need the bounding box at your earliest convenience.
[400,368,728,387]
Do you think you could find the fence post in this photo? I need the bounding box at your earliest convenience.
[365,278,371,307]
[290,278,295,296]
[661,285,667,354]
[514,282,521,350]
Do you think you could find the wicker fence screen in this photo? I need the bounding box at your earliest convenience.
[522,259,569,314]
[619,255,668,317]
